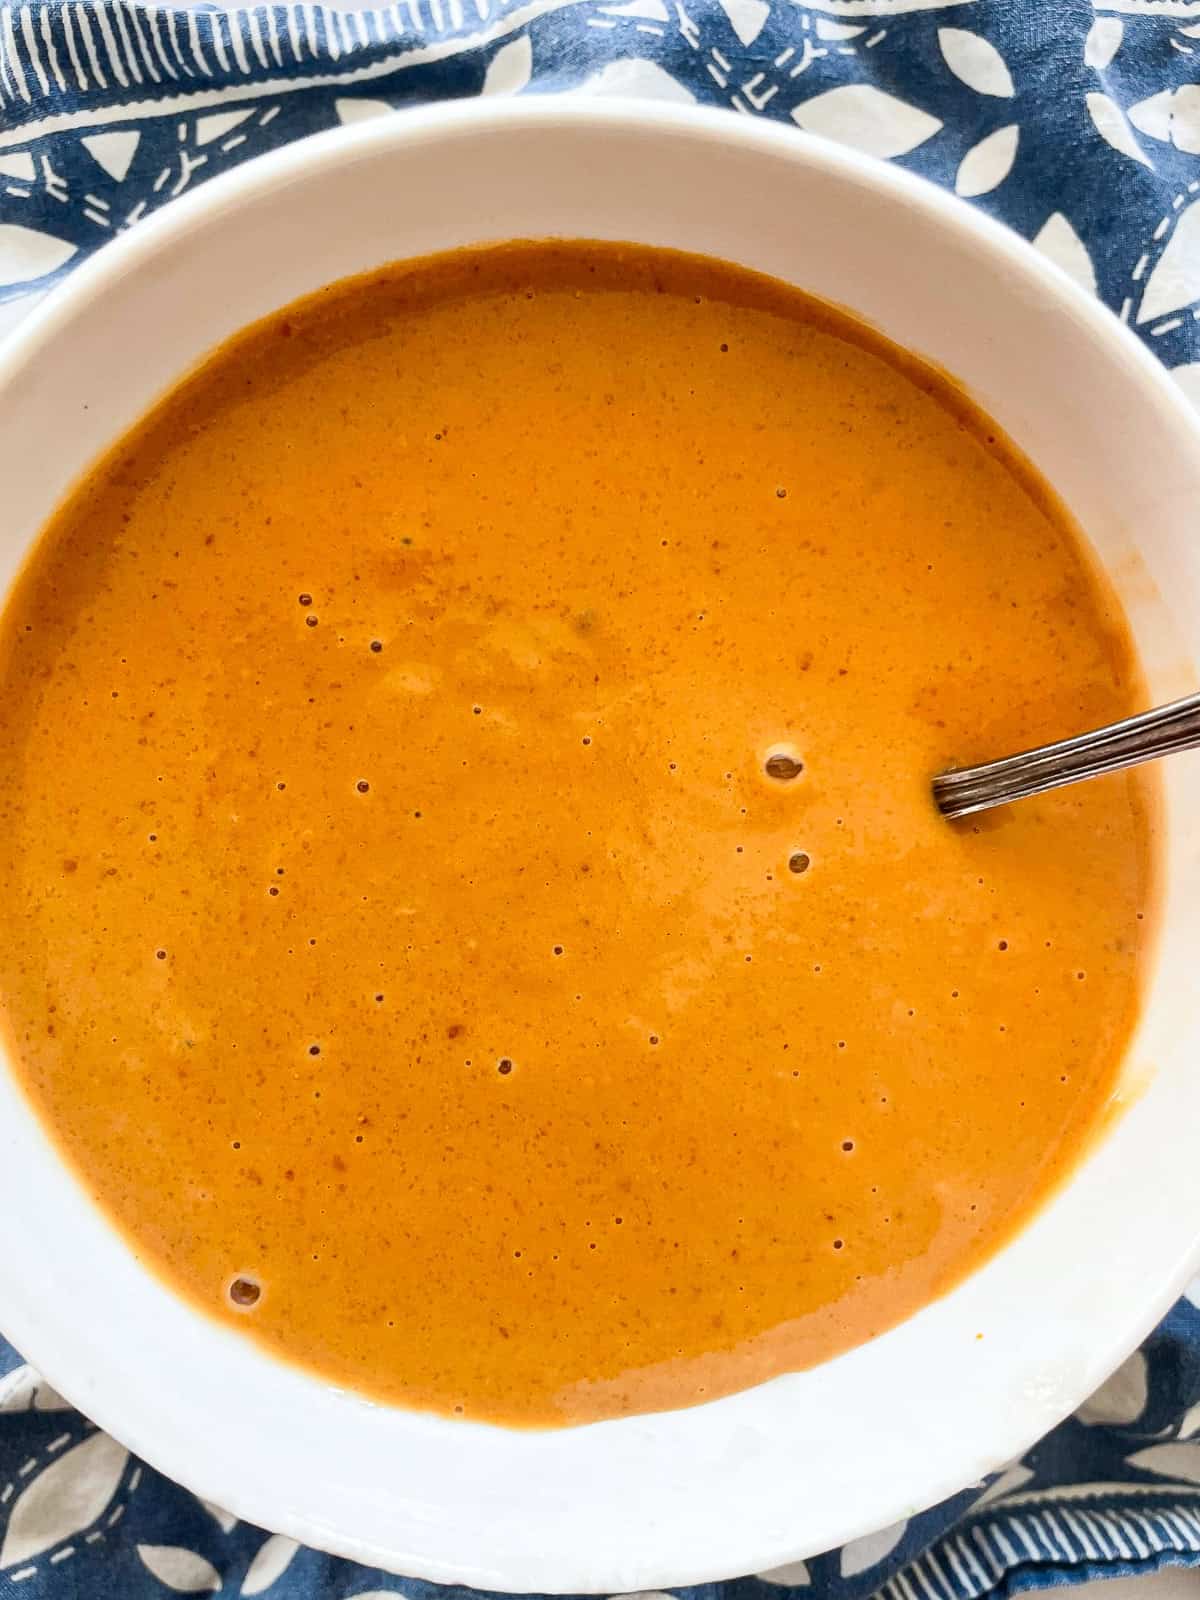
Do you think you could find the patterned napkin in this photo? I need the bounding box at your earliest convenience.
[3,1,1200,1596]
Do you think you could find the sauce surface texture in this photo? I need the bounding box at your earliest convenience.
[0,243,1156,1426]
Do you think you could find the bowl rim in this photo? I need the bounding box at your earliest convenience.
[2,95,1200,1594]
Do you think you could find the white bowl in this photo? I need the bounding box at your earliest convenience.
[1,99,1199,1595]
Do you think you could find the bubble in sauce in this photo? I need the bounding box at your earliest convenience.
[764,749,803,781]
[229,1276,261,1308]
[788,851,811,875]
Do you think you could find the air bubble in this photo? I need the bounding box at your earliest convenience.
[356,779,370,794]
[764,750,803,781]
[788,851,810,875]
[497,1058,513,1076]
[298,593,312,607]
[229,1277,261,1308]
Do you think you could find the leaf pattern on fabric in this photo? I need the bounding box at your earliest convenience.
[839,1520,908,1579]
[242,1533,300,1594]
[482,37,534,95]
[1128,87,1200,155]
[954,123,1018,195]
[0,1433,128,1568]
[791,85,942,159]
[1139,201,1200,325]
[1078,1350,1149,1428]
[1032,213,1097,297]
[756,1561,812,1586]
[1086,91,1152,168]
[137,1544,223,1591]
[1125,1442,1200,1486]
[334,98,397,125]
[970,1460,1035,1511]
[0,225,77,286]
[1084,18,1122,71]
[198,1499,240,1536]
[0,1366,70,1414]
[937,29,1013,97]
[577,59,696,101]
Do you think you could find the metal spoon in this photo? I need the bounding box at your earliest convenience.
[932,690,1200,820]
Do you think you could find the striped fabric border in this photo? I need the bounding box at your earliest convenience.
[880,1494,1200,1600]
[0,0,510,122]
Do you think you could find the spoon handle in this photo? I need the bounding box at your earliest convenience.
[933,690,1200,820]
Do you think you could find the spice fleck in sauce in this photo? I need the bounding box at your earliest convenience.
[0,243,1157,1426]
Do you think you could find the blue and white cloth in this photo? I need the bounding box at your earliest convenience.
[3,2,1200,1595]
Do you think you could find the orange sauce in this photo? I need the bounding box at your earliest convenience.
[0,242,1156,1426]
